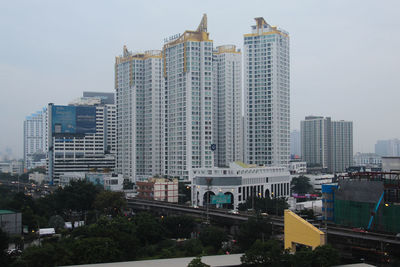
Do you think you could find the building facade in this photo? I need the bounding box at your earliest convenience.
[244,17,290,167]
[115,47,163,182]
[136,178,178,203]
[212,45,243,167]
[353,152,382,168]
[23,108,47,169]
[375,139,400,157]
[47,101,115,183]
[191,162,291,210]
[301,116,353,173]
[163,14,214,180]
[290,129,301,158]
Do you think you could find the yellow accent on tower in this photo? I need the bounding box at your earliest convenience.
[284,209,326,252]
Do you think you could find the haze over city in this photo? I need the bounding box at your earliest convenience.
[1,0,400,158]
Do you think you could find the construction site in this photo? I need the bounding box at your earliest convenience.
[322,171,400,263]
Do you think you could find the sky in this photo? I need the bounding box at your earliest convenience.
[0,0,399,159]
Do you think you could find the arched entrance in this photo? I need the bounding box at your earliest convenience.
[203,191,215,207]
[265,189,270,199]
[222,192,234,209]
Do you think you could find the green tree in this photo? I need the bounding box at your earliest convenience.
[71,237,122,264]
[94,191,126,217]
[179,181,191,204]
[241,239,284,267]
[188,257,210,267]
[48,215,65,231]
[0,228,9,267]
[291,176,313,194]
[237,216,272,251]
[53,180,100,222]
[134,212,164,245]
[162,215,195,238]
[199,226,227,253]
[312,245,340,267]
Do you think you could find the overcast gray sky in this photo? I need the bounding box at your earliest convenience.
[1,0,399,158]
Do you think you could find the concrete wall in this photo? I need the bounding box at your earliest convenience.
[0,212,22,235]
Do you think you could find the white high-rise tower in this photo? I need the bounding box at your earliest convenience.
[244,17,290,166]
[115,47,163,182]
[163,14,214,180]
[213,45,243,167]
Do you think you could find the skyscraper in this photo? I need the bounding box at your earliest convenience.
[301,116,353,173]
[23,108,47,169]
[244,17,290,166]
[163,14,214,180]
[213,45,243,167]
[115,47,163,182]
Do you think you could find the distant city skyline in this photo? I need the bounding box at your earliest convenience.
[1,1,400,158]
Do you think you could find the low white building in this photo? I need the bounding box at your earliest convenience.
[104,174,124,191]
[59,172,124,191]
[190,162,291,210]
[289,161,307,174]
[382,157,400,172]
[29,172,46,184]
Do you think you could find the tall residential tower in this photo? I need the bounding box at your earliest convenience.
[244,17,290,166]
[301,116,353,173]
[213,45,243,167]
[115,48,163,182]
[163,14,214,180]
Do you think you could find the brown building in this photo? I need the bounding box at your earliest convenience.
[136,178,178,203]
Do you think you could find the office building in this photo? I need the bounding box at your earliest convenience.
[47,99,115,183]
[163,14,214,180]
[301,116,353,173]
[23,108,47,169]
[212,45,243,167]
[115,47,163,182]
[244,17,290,167]
[375,139,400,157]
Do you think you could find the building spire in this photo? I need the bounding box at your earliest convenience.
[196,13,207,32]
[254,17,267,30]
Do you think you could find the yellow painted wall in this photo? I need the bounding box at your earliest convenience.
[284,209,326,252]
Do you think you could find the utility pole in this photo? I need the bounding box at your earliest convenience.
[205,178,213,224]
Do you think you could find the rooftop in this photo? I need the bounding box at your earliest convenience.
[0,210,16,215]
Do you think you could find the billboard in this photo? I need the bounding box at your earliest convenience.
[52,105,96,135]
[211,193,231,204]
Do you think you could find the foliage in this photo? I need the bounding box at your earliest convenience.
[199,226,227,254]
[188,256,210,267]
[94,191,126,217]
[237,216,272,251]
[162,215,195,239]
[179,181,191,204]
[241,239,285,267]
[53,180,100,214]
[71,237,122,264]
[123,179,134,190]
[312,245,340,267]
[0,228,9,267]
[134,212,165,245]
[237,197,288,216]
[48,215,65,231]
[291,176,313,194]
